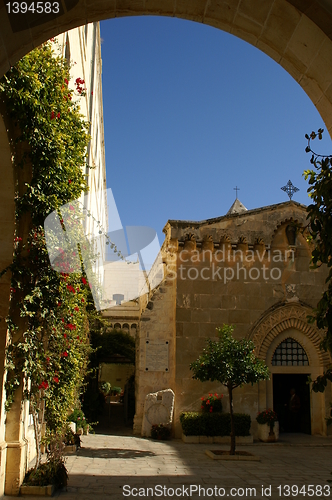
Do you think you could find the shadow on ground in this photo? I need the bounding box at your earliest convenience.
[76,447,155,459]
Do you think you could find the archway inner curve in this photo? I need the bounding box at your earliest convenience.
[0,0,332,138]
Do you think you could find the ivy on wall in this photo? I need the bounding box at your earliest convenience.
[0,41,95,443]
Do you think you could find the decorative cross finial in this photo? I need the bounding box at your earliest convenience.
[281,180,299,200]
[234,186,240,199]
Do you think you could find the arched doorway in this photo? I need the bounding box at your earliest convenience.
[271,336,311,433]
[250,302,331,436]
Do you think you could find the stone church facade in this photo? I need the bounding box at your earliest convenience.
[133,200,331,439]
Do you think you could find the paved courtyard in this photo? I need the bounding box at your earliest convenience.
[20,433,332,500]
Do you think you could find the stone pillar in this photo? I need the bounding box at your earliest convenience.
[4,383,28,496]
[0,320,9,497]
[0,112,16,495]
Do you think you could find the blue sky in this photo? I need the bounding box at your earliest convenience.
[100,16,332,250]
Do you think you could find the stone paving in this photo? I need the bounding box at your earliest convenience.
[20,433,332,500]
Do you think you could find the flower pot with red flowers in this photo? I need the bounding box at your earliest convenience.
[256,409,279,442]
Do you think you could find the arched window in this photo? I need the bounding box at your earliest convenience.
[114,323,121,330]
[272,337,309,366]
[123,323,129,330]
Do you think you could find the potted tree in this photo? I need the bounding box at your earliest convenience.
[190,324,270,456]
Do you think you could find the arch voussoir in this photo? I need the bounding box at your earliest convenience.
[249,302,331,367]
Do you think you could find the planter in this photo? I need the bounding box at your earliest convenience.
[182,434,253,444]
[257,422,279,442]
[20,484,56,496]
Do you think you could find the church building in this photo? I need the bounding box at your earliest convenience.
[133,198,332,439]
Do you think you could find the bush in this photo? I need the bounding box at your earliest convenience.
[150,424,171,440]
[100,381,111,396]
[180,412,251,437]
[68,409,88,432]
[24,461,68,488]
[256,409,278,429]
[64,427,81,448]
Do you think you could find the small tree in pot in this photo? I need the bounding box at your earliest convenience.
[190,324,270,455]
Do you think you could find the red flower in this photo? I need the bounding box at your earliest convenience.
[57,112,60,119]
[209,407,213,413]
[51,111,55,120]
[46,357,50,363]
[206,400,210,405]
[64,78,68,85]
[66,324,76,331]
[53,376,59,384]
[63,333,67,338]
[81,298,85,303]
[10,288,16,293]
[69,205,74,211]
[81,277,87,285]
[62,351,68,358]
[38,381,49,390]
[74,307,79,312]
[68,179,72,184]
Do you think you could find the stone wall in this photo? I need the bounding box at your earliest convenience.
[133,265,176,435]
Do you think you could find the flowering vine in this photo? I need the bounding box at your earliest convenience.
[0,41,98,465]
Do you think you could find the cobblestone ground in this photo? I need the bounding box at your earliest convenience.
[20,433,332,500]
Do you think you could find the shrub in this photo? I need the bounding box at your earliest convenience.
[256,409,278,429]
[150,424,171,440]
[180,412,251,437]
[64,427,81,448]
[68,409,88,432]
[100,382,111,396]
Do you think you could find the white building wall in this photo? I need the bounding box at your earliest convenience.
[56,23,108,285]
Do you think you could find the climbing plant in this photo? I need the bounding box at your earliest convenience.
[304,130,332,392]
[0,40,98,465]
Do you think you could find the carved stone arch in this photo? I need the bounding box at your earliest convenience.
[270,217,302,245]
[248,302,330,368]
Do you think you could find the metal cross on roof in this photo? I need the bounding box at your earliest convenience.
[281,180,299,200]
[234,186,240,198]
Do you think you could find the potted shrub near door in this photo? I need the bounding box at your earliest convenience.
[256,409,279,442]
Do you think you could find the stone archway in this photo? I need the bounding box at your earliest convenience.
[0,1,332,137]
[248,302,331,435]
[0,0,332,489]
